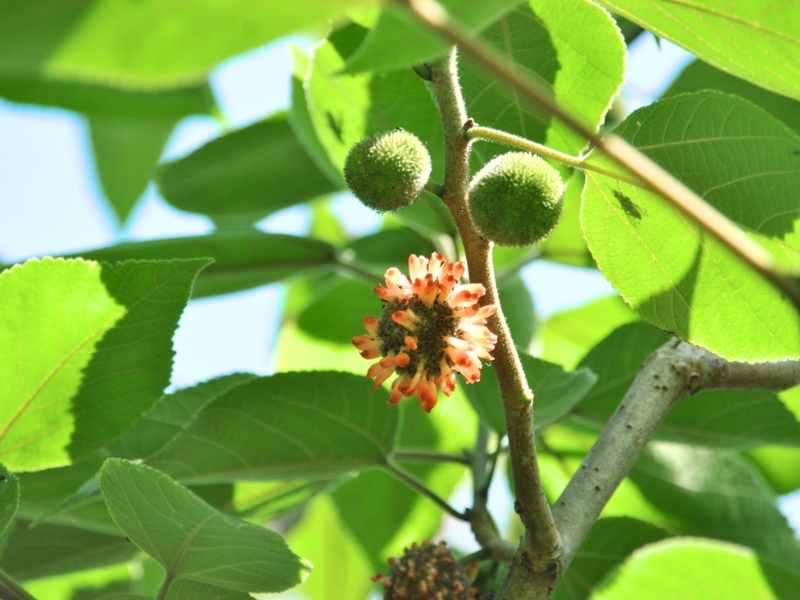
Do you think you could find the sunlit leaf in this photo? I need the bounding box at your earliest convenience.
[99,459,310,594]
[582,91,800,362]
[0,258,209,470]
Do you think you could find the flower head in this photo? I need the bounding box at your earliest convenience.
[352,252,498,412]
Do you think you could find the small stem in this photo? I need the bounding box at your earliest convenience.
[384,462,467,520]
[334,253,386,282]
[468,126,643,187]
[392,449,470,464]
[0,570,37,600]
[424,179,446,197]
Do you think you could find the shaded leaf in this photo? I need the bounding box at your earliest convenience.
[540,171,594,267]
[0,0,377,90]
[0,465,19,538]
[164,580,252,600]
[346,227,437,271]
[344,0,521,73]
[582,91,800,362]
[70,232,336,299]
[461,0,625,169]
[590,538,800,600]
[0,258,209,470]
[298,277,379,344]
[630,445,800,568]
[498,275,537,349]
[595,0,800,101]
[553,517,671,600]
[463,351,597,434]
[0,521,135,581]
[156,113,341,223]
[147,372,400,483]
[100,459,310,594]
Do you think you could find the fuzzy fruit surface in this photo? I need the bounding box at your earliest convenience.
[468,152,564,247]
[344,129,432,212]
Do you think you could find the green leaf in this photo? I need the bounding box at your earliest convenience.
[0,521,136,581]
[0,0,378,90]
[595,0,800,101]
[0,258,209,470]
[107,374,258,460]
[582,91,800,362]
[540,295,638,370]
[147,372,400,483]
[90,115,175,223]
[463,351,597,434]
[346,228,437,271]
[305,22,445,180]
[553,517,671,600]
[343,0,521,73]
[164,580,252,600]
[298,278,379,344]
[69,232,336,299]
[0,465,19,538]
[664,60,800,136]
[590,538,800,600]
[461,0,625,168]
[576,323,800,448]
[156,113,341,223]
[630,445,800,567]
[540,171,595,267]
[498,275,537,349]
[746,445,800,495]
[100,459,310,594]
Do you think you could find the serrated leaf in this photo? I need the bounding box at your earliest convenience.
[553,517,671,600]
[590,538,800,600]
[0,0,378,90]
[461,0,625,168]
[664,60,800,136]
[630,445,800,567]
[575,323,800,448]
[595,0,800,101]
[463,351,597,434]
[164,580,251,600]
[68,232,336,299]
[0,521,136,581]
[156,113,341,223]
[100,459,310,594]
[0,258,209,470]
[0,465,19,538]
[305,22,445,180]
[107,374,258,460]
[343,0,521,73]
[147,372,400,483]
[582,91,800,362]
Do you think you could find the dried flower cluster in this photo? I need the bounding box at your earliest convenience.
[352,253,497,412]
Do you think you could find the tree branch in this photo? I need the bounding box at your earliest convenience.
[552,339,800,570]
[426,47,562,600]
[396,0,800,311]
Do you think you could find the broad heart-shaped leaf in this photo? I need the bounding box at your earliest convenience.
[461,0,625,169]
[463,351,597,434]
[68,231,336,299]
[553,517,671,600]
[99,459,311,594]
[305,22,445,181]
[590,538,800,600]
[107,374,258,461]
[581,91,800,362]
[0,464,19,538]
[0,258,209,471]
[156,112,342,224]
[0,521,137,581]
[91,115,176,223]
[629,445,800,568]
[343,0,521,73]
[0,0,377,90]
[595,0,800,102]
[147,372,400,483]
[575,323,800,448]
[664,60,800,136]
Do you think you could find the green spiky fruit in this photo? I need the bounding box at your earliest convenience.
[372,540,473,600]
[468,152,564,247]
[344,129,432,212]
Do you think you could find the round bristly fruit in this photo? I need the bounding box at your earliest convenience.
[468,152,564,247]
[371,540,474,600]
[344,129,432,212]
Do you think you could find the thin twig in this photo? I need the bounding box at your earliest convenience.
[396,0,800,311]
[384,462,468,520]
[0,570,37,600]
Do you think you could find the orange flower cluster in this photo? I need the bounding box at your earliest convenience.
[352,253,497,412]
